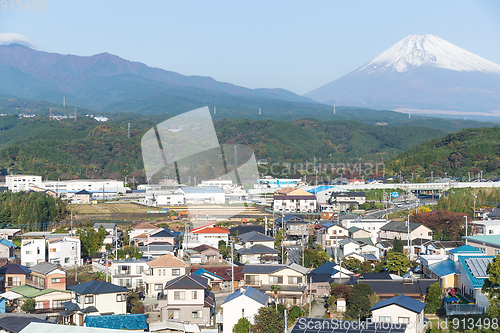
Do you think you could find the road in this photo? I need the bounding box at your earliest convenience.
[286,245,303,265]
[364,199,436,219]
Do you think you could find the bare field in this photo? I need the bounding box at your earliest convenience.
[70,202,156,215]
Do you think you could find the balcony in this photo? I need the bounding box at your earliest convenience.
[244,280,262,287]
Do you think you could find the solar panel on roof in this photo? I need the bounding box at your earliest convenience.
[465,258,492,278]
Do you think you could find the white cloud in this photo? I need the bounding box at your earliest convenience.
[0,33,35,48]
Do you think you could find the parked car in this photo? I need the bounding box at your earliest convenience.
[84,257,92,265]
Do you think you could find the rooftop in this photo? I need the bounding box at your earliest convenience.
[458,255,495,289]
[370,294,426,313]
[180,186,224,194]
[85,314,147,331]
[164,273,208,289]
[67,280,129,295]
[222,286,268,305]
[464,235,500,247]
[147,253,188,268]
[449,244,483,253]
[29,262,62,275]
[238,231,275,243]
[381,221,427,233]
[428,259,461,277]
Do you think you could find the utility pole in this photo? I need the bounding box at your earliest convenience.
[115,225,118,260]
[473,195,477,220]
[230,238,235,293]
[106,251,109,282]
[463,215,468,244]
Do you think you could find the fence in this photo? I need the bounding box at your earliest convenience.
[445,303,486,315]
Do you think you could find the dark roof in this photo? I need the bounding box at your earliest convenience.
[190,266,244,281]
[67,280,129,295]
[377,239,394,248]
[237,244,279,255]
[192,244,219,253]
[151,228,178,238]
[310,262,337,275]
[164,273,208,289]
[274,195,315,200]
[309,273,337,283]
[360,272,392,280]
[230,224,265,236]
[222,286,268,305]
[92,223,115,229]
[242,264,285,274]
[370,294,426,313]
[0,316,51,333]
[85,314,148,330]
[361,279,438,296]
[381,221,427,233]
[75,190,92,195]
[29,262,61,275]
[275,215,304,224]
[439,241,465,248]
[0,263,30,275]
[330,191,366,198]
[238,231,275,243]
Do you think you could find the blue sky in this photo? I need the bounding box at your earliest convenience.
[1,0,499,94]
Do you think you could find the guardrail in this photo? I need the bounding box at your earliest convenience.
[445,303,486,315]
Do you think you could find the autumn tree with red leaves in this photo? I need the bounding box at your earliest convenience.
[410,210,467,241]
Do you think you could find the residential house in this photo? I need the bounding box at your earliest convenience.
[242,263,309,306]
[186,223,229,249]
[192,268,226,290]
[0,315,53,333]
[342,218,389,244]
[27,262,66,291]
[110,258,151,289]
[72,190,92,204]
[85,314,148,332]
[237,231,275,249]
[464,235,500,255]
[226,186,250,203]
[220,286,268,333]
[316,223,349,249]
[285,220,310,242]
[307,262,354,297]
[457,255,494,307]
[190,266,244,291]
[237,244,280,264]
[0,264,30,292]
[191,245,223,264]
[63,280,129,326]
[0,239,17,261]
[361,278,437,300]
[138,242,175,257]
[21,239,45,267]
[376,239,394,257]
[92,223,116,234]
[380,221,433,241]
[343,252,378,263]
[146,228,181,247]
[0,229,21,241]
[142,254,189,296]
[272,188,317,213]
[326,191,366,212]
[48,237,81,268]
[471,220,500,235]
[158,273,215,326]
[370,295,426,333]
[9,285,72,314]
[423,240,465,256]
[129,222,159,244]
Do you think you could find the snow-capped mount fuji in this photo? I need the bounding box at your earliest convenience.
[305,34,500,115]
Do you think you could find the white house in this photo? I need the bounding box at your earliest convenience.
[221,286,268,333]
[110,258,152,289]
[21,239,46,267]
[186,223,229,249]
[342,218,389,244]
[142,254,190,296]
[471,220,500,235]
[457,255,494,307]
[64,280,129,326]
[370,294,426,333]
[48,237,81,267]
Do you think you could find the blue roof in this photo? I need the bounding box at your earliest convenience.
[222,286,268,305]
[310,262,337,275]
[193,268,224,281]
[428,259,461,277]
[0,239,16,248]
[370,294,426,313]
[85,314,147,330]
[181,186,224,194]
[449,245,482,254]
[458,255,495,289]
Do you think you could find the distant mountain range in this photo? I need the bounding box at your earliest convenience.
[305,35,500,115]
[0,44,317,113]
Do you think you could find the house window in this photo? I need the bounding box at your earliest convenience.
[477,247,486,253]
[192,291,197,299]
[158,269,161,276]
[192,310,203,318]
[168,310,180,319]
[52,278,61,283]
[26,251,32,255]
[85,296,94,304]
[496,250,499,255]
[245,275,259,285]
[76,295,81,303]
[35,301,44,309]
[53,299,70,309]
[379,316,391,322]
[117,294,126,302]
[163,269,166,276]
[174,291,185,300]
[154,284,163,291]
[489,230,494,234]
[269,276,283,284]
[172,269,181,276]
[288,276,302,284]
[398,317,410,324]
[65,258,70,264]
[136,266,144,274]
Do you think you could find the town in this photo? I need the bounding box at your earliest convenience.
[0,173,499,333]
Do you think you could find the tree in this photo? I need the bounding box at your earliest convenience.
[384,251,410,276]
[288,305,303,323]
[345,283,373,320]
[233,317,251,333]
[425,282,442,313]
[482,254,500,318]
[270,285,281,310]
[253,307,283,333]
[392,237,403,253]
[342,257,363,273]
[21,298,35,313]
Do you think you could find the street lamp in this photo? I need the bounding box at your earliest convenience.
[463,215,468,244]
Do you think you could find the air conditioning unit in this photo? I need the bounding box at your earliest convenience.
[297,283,304,287]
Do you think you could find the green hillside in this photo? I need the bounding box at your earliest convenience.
[387,127,500,178]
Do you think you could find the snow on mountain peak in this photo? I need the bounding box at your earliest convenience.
[357,34,500,74]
